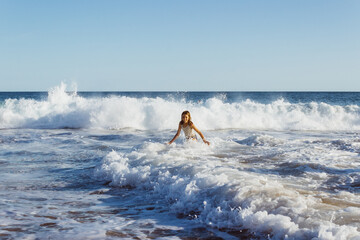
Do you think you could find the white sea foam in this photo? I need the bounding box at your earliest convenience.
[235,134,284,146]
[1,83,360,131]
[1,99,359,239]
[94,138,360,239]
[95,141,360,239]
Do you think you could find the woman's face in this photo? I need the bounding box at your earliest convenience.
[182,114,190,123]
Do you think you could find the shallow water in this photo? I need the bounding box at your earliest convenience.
[0,86,359,239]
[0,128,254,239]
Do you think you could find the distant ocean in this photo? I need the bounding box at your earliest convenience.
[1,83,359,239]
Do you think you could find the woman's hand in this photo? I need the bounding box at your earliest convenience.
[203,139,210,145]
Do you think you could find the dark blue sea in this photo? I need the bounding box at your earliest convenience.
[1,83,359,239]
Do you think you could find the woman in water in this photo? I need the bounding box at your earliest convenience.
[168,111,210,145]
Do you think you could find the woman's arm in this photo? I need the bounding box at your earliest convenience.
[191,124,210,145]
[168,123,182,144]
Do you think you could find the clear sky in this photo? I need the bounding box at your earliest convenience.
[0,0,359,91]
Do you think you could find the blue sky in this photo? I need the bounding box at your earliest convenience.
[0,0,359,91]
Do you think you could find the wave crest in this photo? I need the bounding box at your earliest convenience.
[1,84,360,131]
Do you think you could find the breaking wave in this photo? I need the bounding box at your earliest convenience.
[1,83,360,131]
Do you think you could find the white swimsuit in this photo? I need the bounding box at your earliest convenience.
[182,125,196,140]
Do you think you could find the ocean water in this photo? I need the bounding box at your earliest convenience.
[0,83,359,240]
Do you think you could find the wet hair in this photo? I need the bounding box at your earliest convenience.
[180,110,193,125]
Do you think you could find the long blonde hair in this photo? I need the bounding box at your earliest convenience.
[180,110,193,125]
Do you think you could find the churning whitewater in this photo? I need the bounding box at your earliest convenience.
[0,84,359,239]
[1,83,360,131]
